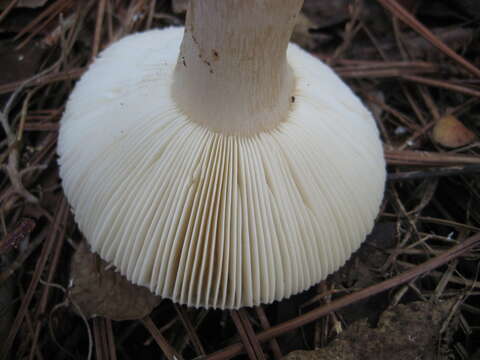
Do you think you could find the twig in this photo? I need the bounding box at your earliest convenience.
[399,121,434,150]
[93,318,117,360]
[363,93,419,130]
[388,165,480,181]
[93,318,107,360]
[145,0,155,29]
[15,0,74,49]
[255,307,282,360]
[385,149,480,166]
[376,0,480,78]
[0,217,36,255]
[0,68,84,95]
[28,207,69,360]
[0,199,68,360]
[141,316,183,360]
[230,310,265,360]
[174,305,206,356]
[92,0,107,59]
[206,232,480,360]
[0,59,64,204]
[105,319,117,360]
[336,61,439,78]
[328,0,363,65]
[0,0,20,25]
[402,75,480,98]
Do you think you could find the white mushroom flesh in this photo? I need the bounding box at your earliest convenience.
[58,24,385,308]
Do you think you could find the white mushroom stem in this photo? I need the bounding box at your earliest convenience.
[172,0,303,136]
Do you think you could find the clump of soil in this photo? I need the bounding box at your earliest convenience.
[285,300,455,360]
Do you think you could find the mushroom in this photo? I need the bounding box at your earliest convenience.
[58,0,386,309]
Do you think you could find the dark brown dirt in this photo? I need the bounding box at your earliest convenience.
[285,300,456,360]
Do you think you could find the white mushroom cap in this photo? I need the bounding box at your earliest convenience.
[58,2,385,309]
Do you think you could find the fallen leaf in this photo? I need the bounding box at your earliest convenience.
[69,242,161,321]
[432,114,476,148]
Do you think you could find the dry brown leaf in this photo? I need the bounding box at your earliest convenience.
[69,242,161,321]
[285,300,456,360]
[432,114,476,148]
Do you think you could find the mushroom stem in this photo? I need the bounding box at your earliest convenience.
[172,0,303,136]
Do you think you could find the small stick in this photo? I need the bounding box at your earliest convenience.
[206,231,480,360]
[1,199,68,360]
[0,0,20,25]
[105,319,117,360]
[376,0,480,78]
[0,68,84,95]
[174,305,206,356]
[402,75,480,98]
[92,0,107,59]
[0,218,35,255]
[230,310,264,360]
[254,307,282,360]
[388,165,480,181]
[385,150,480,166]
[141,316,183,360]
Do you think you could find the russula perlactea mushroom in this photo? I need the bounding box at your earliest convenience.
[58,0,386,309]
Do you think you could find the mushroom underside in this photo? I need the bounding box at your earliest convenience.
[58,27,386,309]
